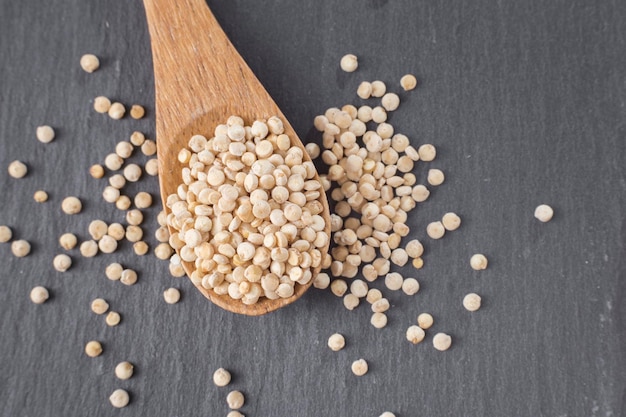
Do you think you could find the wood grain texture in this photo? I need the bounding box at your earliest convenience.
[0,0,624,416]
[143,0,331,315]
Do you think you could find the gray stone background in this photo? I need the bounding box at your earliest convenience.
[0,0,624,416]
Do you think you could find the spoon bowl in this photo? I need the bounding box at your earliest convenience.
[143,0,331,315]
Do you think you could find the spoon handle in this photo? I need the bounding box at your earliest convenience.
[143,0,264,135]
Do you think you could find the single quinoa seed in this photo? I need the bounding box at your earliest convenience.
[470,254,488,270]
[30,286,49,304]
[108,102,126,119]
[109,389,130,408]
[327,333,346,351]
[80,54,100,73]
[61,196,82,214]
[85,340,103,357]
[351,359,368,376]
[11,240,31,257]
[226,390,245,410]
[53,254,72,272]
[89,164,105,179]
[59,233,77,250]
[534,204,554,222]
[105,311,121,326]
[0,225,13,243]
[417,313,434,329]
[130,104,145,119]
[426,221,445,239]
[36,125,55,143]
[163,287,180,304]
[380,412,397,417]
[441,212,461,231]
[370,312,388,329]
[406,325,425,344]
[115,361,134,380]
[463,293,482,311]
[105,263,123,280]
[433,333,452,351]
[427,169,445,186]
[33,190,48,203]
[93,96,111,113]
[400,74,418,91]
[8,160,27,178]
[213,368,232,387]
[79,240,98,257]
[120,269,138,286]
[91,298,109,315]
[340,54,358,72]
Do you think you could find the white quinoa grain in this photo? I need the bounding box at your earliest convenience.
[89,164,105,179]
[133,241,148,256]
[115,141,133,159]
[0,225,12,243]
[390,248,408,266]
[381,93,400,111]
[125,225,143,242]
[384,272,403,291]
[401,278,420,295]
[433,333,452,351]
[340,54,358,72]
[400,74,418,91]
[80,54,99,73]
[107,223,125,240]
[351,359,368,376]
[213,368,231,387]
[134,192,152,209]
[123,163,142,182]
[61,196,82,214]
[427,169,445,186]
[406,325,425,344]
[417,313,434,329]
[98,235,118,254]
[91,298,109,315]
[11,240,31,257]
[343,293,360,310]
[141,140,157,156]
[36,125,55,143]
[33,190,48,203]
[59,233,77,250]
[130,131,146,146]
[380,412,396,417]
[370,312,388,329]
[371,80,386,97]
[405,239,423,258]
[418,144,436,161]
[115,361,134,380]
[85,340,102,357]
[426,221,445,239]
[88,220,108,240]
[463,293,482,311]
[330,279,348,297]
[30,286,49,304]
[120,269,137,286]
[534,204,554,222]
[93,96,111,113]
[79,240,98,257]
[8,160,27,178]
[227,412,244,417]
[412,257,424,269]
[108,102,126,120]
[53,254,72,272]
[357,81,372,99]
[105,311,121,326]
[328,333,345,351]
[442,212,461,231]
[226,390,245,410]
[145,158,159,176]
[470,254,488,270]
[130,104,145,119]
[109,389,129,408]
[163,287,180,304]
[313,272,330,289]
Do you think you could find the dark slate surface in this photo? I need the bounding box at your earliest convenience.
[1,0,625,416]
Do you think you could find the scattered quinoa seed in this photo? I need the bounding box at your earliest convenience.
[213,368,232,387]
[163,288,180,304]
[0,225,12,243]
[130,131,145,146]
[227,412,244,417]
[371,80,386,97]
[400,74,418,91]
[30,286,49,304]
[85,340,103,357]
[61,196,82,214]
[53,254,72,272]
[433,333,452,351]
[470,254,488,270]
[226,390,245,410]
[141,139,156,156]
[427,169,445,186]
[11,240,31,257]
[327,333,345,351]
[534,204,554,222]
[417,313,434,329]
[130,104,145,119]
[340,54,358,72]
[109,389,130,408]
[370,312,388,329]
[91,298,109,315]
[89,164,105,179]
[33,190,48,203]
[406,325,425,344]
[79,240,99,257]
[93,96,111,113]
[426,221,445,239]
[105,263,123,280]
[441,212,461,231]
[115,361,134,380]
[380,413,397,417]
[105,311,121,326]
[108,102,126,120]
[463,293,482,311]
[80,54,100,73]
[8,160,27,178]
[36,125,55,143]
[351,359,368,376]
[120,269,138,286]
[59,233,78,250]
[133,241,148,256]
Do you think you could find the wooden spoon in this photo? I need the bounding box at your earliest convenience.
[143,0,331,315]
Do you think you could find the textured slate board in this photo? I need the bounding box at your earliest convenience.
[0,0,625,416]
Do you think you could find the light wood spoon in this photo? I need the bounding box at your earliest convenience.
[143,0,331,315]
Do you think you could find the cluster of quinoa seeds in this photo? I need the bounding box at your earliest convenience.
[166,115,328,305]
